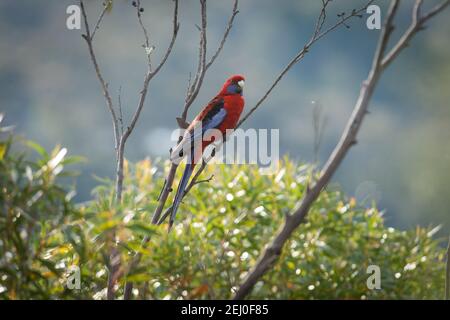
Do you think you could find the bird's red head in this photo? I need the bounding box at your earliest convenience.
[220,74,245,96]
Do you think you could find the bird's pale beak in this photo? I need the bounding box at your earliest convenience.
[238,80,245,89]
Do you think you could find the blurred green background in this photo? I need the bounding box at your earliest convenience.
[1,0,449,232]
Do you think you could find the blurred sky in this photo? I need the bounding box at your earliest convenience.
[1,0,450,232]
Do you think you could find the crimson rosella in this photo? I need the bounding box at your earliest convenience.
[169,74,246,229]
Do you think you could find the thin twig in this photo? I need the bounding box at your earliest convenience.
[381,0,449,69]
[136,0,153,69]
[118,87,124,135]
[205,0,239,70]
[446,236,450,300]
[181,0,208,121]
[313,0,331,39]
[80,0,120,150]
[91,0,111,41]
[237,0,374,129]
[150,0,180,78]
[123,0,179,145]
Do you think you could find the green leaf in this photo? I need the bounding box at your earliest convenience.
[62,155,87,165]
[26,140,49,158]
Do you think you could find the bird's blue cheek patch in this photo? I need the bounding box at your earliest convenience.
[227,84,241,94]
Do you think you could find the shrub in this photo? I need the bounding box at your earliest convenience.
[99,160,445,299]
[0,130,83,298]
[0,130,446,299]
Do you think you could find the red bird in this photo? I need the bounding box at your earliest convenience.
[169,75,246,229]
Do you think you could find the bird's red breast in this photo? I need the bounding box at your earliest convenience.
[217,94,244,132]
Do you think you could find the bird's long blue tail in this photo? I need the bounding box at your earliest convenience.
[169,163,194,230]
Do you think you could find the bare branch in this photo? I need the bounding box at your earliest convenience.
[446,236,450,300]
[233,0,448,299]
[80,0,120,149]
[121,0,179,148]
[118,87,124,135]
[135,0,180,77]
[381,0,450,69]
[152,3,180,77]
[135,0,153,69]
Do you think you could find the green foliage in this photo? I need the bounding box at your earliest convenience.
[0,131,84,299]
[0,131,447,299]
[107,160,446,299]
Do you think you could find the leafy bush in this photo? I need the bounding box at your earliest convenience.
[0,128,83,298]
[0,129,447,299]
